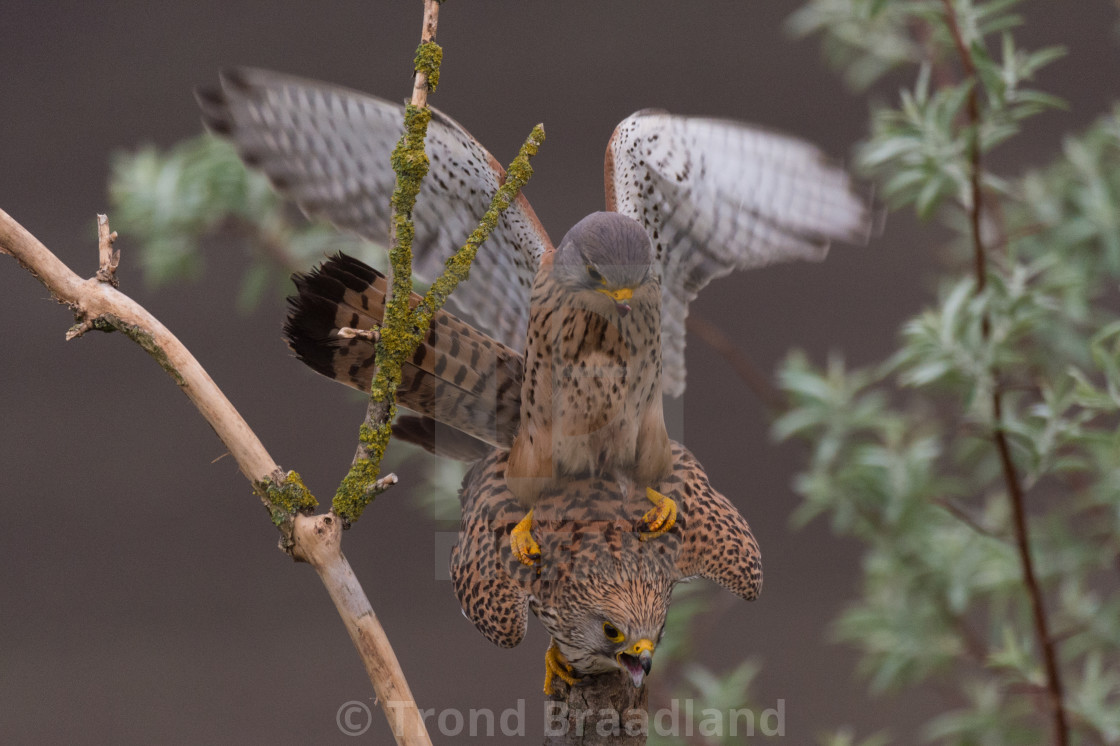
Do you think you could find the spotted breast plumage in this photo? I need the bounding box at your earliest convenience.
[197,67,867,691]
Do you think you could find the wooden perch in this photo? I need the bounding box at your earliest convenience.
[544,674,649,745]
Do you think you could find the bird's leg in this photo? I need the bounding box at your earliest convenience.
[543,641,581,695]
[510,509,542,566]
[639,486,678,540]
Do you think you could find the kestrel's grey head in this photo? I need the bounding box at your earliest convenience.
[551,211,655,315]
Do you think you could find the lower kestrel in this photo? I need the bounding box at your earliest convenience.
[454,441,760,693]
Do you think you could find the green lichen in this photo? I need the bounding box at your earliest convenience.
[414,42,443,92]
[263,470,318,525]
[332,457,380,522]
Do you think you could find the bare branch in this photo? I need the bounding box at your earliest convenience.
[338,326,381,342]
[0,207,430,746]
[292,513,428,744]
[95,213,120,286]
[0,208,278,487]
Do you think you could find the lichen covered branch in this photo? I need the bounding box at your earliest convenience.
[331,16,544,521]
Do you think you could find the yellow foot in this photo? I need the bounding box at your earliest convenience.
[511,509,541,566]
[543,642,582,695]
[640,487,678,541]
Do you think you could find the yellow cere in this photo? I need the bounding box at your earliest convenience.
[624,639,655,656]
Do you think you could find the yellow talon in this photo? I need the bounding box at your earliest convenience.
[544,642,581,695]
[640,487,677,540]
[511,509,542,566]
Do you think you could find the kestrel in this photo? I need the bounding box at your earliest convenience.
[452,441,761,694]
[198,68,870,562]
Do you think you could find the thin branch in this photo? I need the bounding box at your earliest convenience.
[931,496,1005,540]
[940,0,987,296]
[95,213,120,286]
[992,393,1069,745]
[0,207,430,746]
[411,0,441,109]
[940,3,1069,744]
[332,0,439,519]
[685,313,789,413]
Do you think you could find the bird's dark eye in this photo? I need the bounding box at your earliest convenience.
[586,265,605,284]
[602,622,624,642]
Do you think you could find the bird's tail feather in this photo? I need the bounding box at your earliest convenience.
[284,253,523,459]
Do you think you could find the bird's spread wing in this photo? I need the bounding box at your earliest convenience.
[672,446,762,601]
[452,452,535,648]
[196,67,550,349]
[605,111,872,396]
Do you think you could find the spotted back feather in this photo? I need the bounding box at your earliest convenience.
[451,442,761,668]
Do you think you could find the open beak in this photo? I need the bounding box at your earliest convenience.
[599,287,633,317]
[616,639,655,688]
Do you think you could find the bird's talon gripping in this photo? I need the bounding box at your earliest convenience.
[640,487,677,540]
[543,643,582,695]
[511,510,542,567]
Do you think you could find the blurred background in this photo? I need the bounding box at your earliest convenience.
[2,2,1117,742]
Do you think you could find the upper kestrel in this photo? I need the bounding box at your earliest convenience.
[197,67,870,559]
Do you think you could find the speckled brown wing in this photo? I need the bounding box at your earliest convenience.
[451,457,530,648]
[670,446,763,601]
[285,253,523,457]
[196,67,552,349]
[451,441,760,669]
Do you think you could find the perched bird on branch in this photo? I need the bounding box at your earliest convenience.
[197,67,868,690]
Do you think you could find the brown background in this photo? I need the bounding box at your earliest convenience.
[2,2,1117,742]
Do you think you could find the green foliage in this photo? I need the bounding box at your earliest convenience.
[108,134,383,302]
[782,0,1120,742]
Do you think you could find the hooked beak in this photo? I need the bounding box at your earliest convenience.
[598,286,633,316]
[616,639,655,688]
